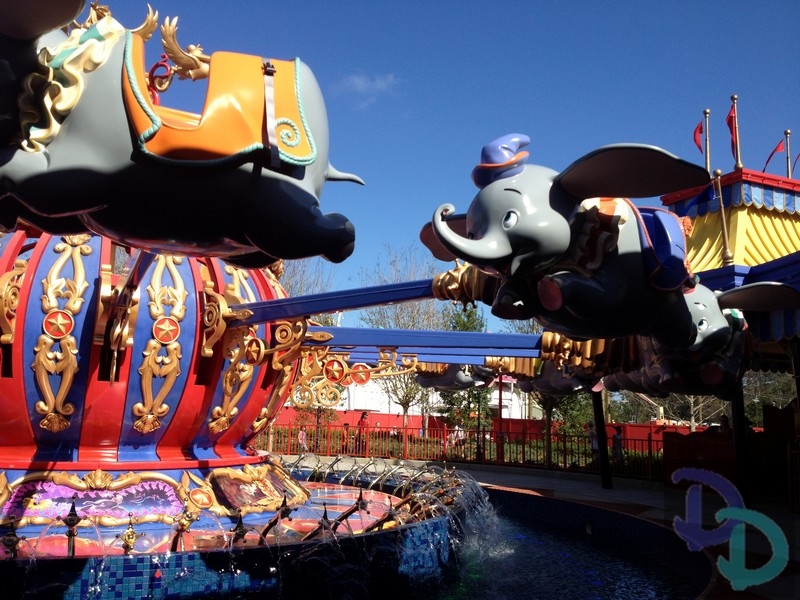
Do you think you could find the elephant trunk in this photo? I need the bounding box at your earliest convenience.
[431,203,512,267]
[326,163,365,186]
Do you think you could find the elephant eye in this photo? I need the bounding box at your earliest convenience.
[697,318,709,332]
[502,210,518,230]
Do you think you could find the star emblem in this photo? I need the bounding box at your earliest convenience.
[350,363,371,385]
[153,316,180,344]
[245,338,266,365]
[323,358,346,383]
[43,309,74,339]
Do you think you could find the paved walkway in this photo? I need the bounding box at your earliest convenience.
[454,463,799,600]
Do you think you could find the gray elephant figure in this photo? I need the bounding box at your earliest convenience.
[517,361,587,396]
[422,133,800,396]
[0,1,362,267]
[601,282,800,397]
[421,133,713,349]
[415,364,495,392]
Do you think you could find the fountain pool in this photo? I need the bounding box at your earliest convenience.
[429,487,713,600]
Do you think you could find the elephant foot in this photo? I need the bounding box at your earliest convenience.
[243,213,355,263]
[319,218,355,263]
[322,238,354,264]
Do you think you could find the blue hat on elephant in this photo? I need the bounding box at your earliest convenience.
[471,133,530,188]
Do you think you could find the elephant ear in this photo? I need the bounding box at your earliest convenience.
[420,218,467,262]
[717,282,800,311]
[553,144,709,200]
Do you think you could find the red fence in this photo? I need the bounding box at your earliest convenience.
[252,423,666,481]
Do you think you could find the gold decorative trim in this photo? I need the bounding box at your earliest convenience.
[484,356,539,379]
[131,4,159,41]
[223,265,257,304]
[200,280,228,357]
[289,346,418,409]
[0,469,183,528]
[133,339,181,433]
[208,318,308,434]
[206,267,262,433]
[19,16,125,153]
[94,254,143,379]
[251,407,271,436]
[133,256,186,433]
[49,469,142,491]
[249,326,306,434]
[70,2,112,31]
[180,462,310,517]
[373,348,419,377]
[539,331,605,371]
[0,259,26,344]
[33,235,92,432]
[160,16,211,83]
[432,261,498,307]
[208,327,255,434]
[199,268,258,359]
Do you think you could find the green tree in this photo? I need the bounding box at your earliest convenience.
[436,303,490,424]
[553,392,595,434]
[498,316,577,464]
[742,369,796,427]
[358,244,445,447]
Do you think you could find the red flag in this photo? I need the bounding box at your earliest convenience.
[726,104,738,158]
[762,139,785,172]
[693,121,703,154]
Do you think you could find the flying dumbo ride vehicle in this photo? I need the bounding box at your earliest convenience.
[421,133,716,347]
[0,0,362,267]
[421,134,798,392]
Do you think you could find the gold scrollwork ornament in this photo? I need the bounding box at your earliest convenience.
[33,236,92,432]
[0,259,26,344]
[208,327,255,434]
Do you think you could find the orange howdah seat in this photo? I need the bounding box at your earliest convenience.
[122,31,314,164]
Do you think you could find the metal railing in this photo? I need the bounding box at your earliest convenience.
[253,425,665,482]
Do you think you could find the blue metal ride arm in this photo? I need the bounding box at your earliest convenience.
[343,351,537,365]
[227,279,437,327]
[306,326,540,355]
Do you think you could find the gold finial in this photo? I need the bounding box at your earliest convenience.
[161,17,211,82]
[730,95,743,171]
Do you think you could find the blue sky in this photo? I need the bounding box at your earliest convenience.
[107,1,800,329]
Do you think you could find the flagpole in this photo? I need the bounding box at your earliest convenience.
[713,169,734,266]
[732,94,743,170]
[703,108,711,173]
[786,130,792,179]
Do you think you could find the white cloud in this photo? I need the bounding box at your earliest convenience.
[332,73,401,108]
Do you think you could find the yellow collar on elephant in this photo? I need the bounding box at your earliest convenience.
[122,30,316,167]
[565,197,628,273]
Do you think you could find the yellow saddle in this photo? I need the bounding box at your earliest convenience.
[122,31,315,165]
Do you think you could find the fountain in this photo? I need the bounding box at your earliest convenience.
[2,3,792,599]
[0,2,496,595]
[0,227,490,599]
